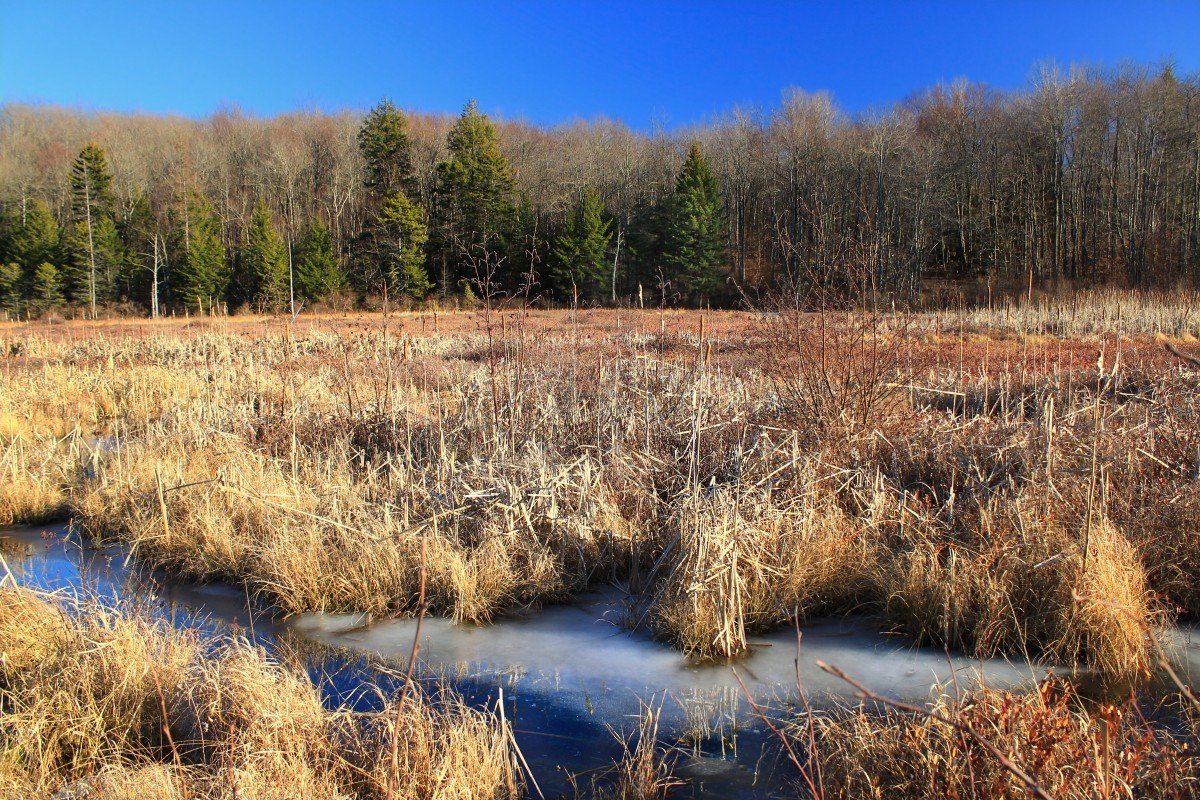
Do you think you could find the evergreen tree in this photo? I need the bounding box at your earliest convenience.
[434,100,517,289]
[66,143,119,315]
[172,192,229,313]
[293,218,344,303]
[9,198,61,273]
[662,142,728,301]
[358,99,416,198]
[371,192,432,301]
[235,200,289,310]
[550,187,612,302]
[0,261,21,315]
[66,215,122,308]
[29,262,63,312]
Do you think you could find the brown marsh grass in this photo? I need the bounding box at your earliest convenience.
[0,296,1197,685]
[0,588,518,800]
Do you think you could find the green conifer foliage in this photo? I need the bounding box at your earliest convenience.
[293,218,344,303]
[358,99,416,198]
[10,199,61,272]
[237,200,289,310]
[663,142,728,301]
[434,101,517,276]
[375,192,432,300]
[30,262,63,311]
[0,261,21,314]
[172,193,229,313]
[66,144,121,314]
[550,187,613,301]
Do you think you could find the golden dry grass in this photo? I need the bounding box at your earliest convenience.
[0,588,518,800]
[0,299,1196,684]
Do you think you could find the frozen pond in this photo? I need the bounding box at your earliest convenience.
[7,522,1192,797]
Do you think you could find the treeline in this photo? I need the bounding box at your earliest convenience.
[1,62,1198,316]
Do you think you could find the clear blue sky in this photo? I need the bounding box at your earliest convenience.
[2,1,1197,128]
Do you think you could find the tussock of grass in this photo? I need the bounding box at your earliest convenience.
[0,588,518,800]
[813,678,1200,799]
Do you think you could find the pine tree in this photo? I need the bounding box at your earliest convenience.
[550,187,612,302]
[235,200,289,310]
[30,262,63,312]
[372,192,432,300]
[293,218,344,303]
[434,100,517,288]
[663,142,728,301]
[66,143,119,315]
[0,261,21,315]
[172,192,228,313]
[358,99,416,198]
[10,198,61,272]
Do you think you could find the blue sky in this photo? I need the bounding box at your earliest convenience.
[1,2,1197,128]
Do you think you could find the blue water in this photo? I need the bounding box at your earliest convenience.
[2,521,1081,799]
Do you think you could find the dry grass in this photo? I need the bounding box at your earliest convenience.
[812,678,1200,799]
[0,588,518,800]
[0,298,1197,684]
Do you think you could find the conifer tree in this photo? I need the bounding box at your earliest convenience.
[293,218,344,303]
[550,187,612,302]
[30,262,63,311]
[358,99,416,198]
[235,200,289,310]
[66,143,120,315]
[434,100,517,287]
[0,261,20,314]
[663,142,728,301]
[10,198,61,272]
[172,192,228,313]
[371,192,432,300]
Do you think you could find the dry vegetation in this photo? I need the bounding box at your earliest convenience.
[2,294,1200,797]
[809,678,1200,799]
[0,587,518,800]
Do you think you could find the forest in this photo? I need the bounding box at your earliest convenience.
[0,61,1198,317]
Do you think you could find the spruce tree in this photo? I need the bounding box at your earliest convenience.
[30,262,63,312]
[0,261,21,315]
[293,218,344,303]
[66,144,120,315]
[172,192,228,313]
[10,198,61,273]
[358,99,416,198]
[434,100,517,287]
[235,200,289,310]
[372,192,432,301]
[663,142,728,301]
[550,187,612,302]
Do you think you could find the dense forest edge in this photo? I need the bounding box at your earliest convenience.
[2,61,1199,319]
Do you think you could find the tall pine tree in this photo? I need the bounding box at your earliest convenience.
[550,187,612,302]
[357,99,416,198]
[434,100,517,290]
[66,144,121,315]
[663,142,727,302]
